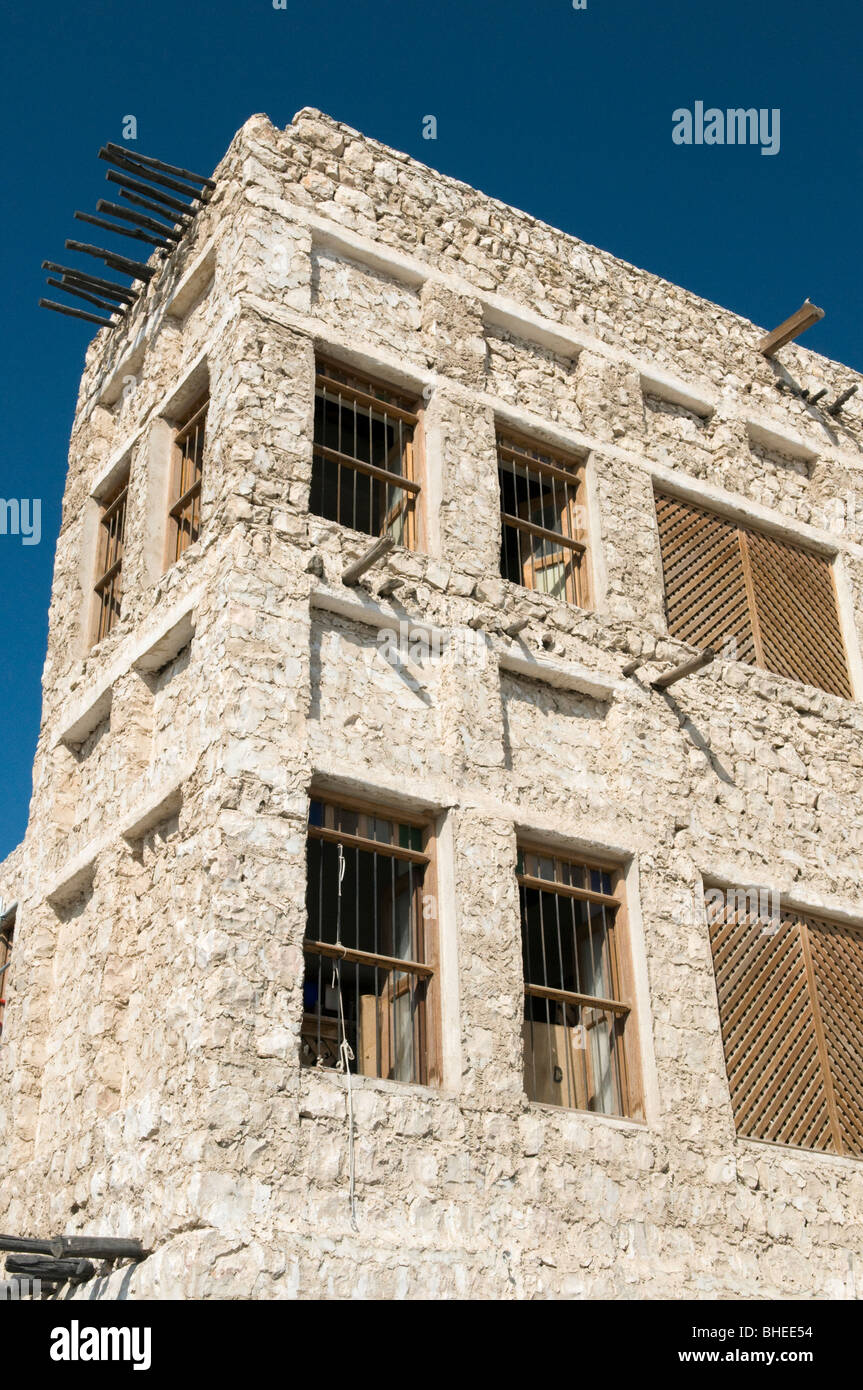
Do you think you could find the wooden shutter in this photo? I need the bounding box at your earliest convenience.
[654,493,758,662]
[707,894,863,1156]
[806,917,863,1156]
[654,491,851,698]
[745,529,852,699]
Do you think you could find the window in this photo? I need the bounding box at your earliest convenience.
[0,913,13,1039]
[301,797,438,1085]
[168,393,208,564]
[707,892,863,1157]
[518,847,640,1118]
[498,434,589,606]
[311,361,420,547]
[93,471,129,643]
[654,491,852,698]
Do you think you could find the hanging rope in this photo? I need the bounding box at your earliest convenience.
[333,842,358,1230]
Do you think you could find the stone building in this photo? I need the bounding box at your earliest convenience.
[1,109,862,1300]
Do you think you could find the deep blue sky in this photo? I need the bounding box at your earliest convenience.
[0,0,861,857]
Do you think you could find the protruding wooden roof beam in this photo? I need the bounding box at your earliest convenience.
[103,141,216,191]
[39,298,115,328]
[65,238,155,282]
[50,1235,148,1261]
[45,278,125,314]
[99,145,205,201]
[342,535,395,585]
[827,383,858,417]
[74,210,170,251]
[757,300,825,357]
[106,170,196,218]
[97,199,182,241]
[651,648,715,690]
[117,186,192,226]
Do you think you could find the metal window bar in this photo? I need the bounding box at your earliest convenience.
[497,438,586,606]
[169,395,208,562]
[311,365,419,547]
[0,924,13,1038]
[94,478,129,642]
[518,849,629,1116]
[301,800,432,1086]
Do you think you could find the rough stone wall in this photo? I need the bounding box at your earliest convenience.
[1,109,863,1299]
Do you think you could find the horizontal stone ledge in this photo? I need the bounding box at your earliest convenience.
[131,604,196,674]
[52,588,202,748]
[639,368,716,419]
[44,762,198,909]
[53,684,113,750]
[483,300,587,360]
[309,585,449,647]
[746,417,820,464]
[164,238,217,320]
[45,846,98,909]
[497,646,623,701]
[306,215,427,288]
[98,339,147,409]
[119,762,197,842]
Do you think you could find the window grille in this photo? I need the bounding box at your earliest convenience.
[93,473,129,643]
[311,361,420,547]
[498,435,589,606]
[654,490,852,698]
[707,893,863,1156]
[168,393,208,563]
[301,798,437,1086]
[0,917,13,1039]
[518,848,636,1117]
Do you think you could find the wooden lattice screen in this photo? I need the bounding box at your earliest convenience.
[654,492,852,698]
[707,893,863,1156]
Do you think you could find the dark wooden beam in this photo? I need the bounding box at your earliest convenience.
[97,199,182,241]
[65,239,155,281]
[757,300,825,357]
[0,1234,54,1255]
[99,145,205,200]
[62,273,136,304]
[46,278,125,314]
[39,298,115,328]
[41,262,136,302]
[117,186,192,225]
[49,1235,147,1261]
[6,1254,95,1284]
[104,170,196,219]
[74,210,170,250]
[827,384,858,417]
[104,142,216,189]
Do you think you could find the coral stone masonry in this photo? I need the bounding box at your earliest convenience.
[2,108,863,1299]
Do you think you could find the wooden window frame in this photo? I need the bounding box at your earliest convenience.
[301,792,441,1088]
[166,392,208,567]
[92,470,130,646]
[517,843,642,1119]
[708,893,863,1157]
[654,489,853,699]
[497,434,590,608]
[311,359,425,551]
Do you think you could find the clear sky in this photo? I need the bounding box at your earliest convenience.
[0,0,861,857]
